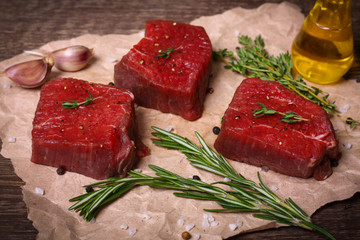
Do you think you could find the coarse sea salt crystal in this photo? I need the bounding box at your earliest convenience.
[185,223,195,231]
[339,104,350,113]
[271,186,278,191]
[237,220,243,227]
[3,83,11,89]
[142,213,151,220]
[202,219,210,228]
[345,143,352,149]
[120,224,128,230]
[194,234,201,240]
[207,214,214,222]
[202,213,216,227]
[177,218,184,226]
[35,187,45,195]
[165,125,174,132]
[128,228,137,237]
[134,168,142,173]
[229,223,238,231]
[224,177,231,182]
[234,30,240,36]
[106,57,118,63]
[90,218,96,224]
[211,221,219,227]
[7,137,16,143]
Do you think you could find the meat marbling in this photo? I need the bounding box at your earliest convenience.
[214,78,340,180]
[114,20,212,121]
[31,78,149,180]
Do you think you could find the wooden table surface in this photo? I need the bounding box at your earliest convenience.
[0,0,359,239]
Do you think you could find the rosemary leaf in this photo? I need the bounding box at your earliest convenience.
[253,213,295,227]
[173,191,216,200]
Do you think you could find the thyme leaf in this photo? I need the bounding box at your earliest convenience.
[68,126,335,240]
[212,35,337,114]
[252,102,309,123]
[62,91,102,109]
[345,117,360,129]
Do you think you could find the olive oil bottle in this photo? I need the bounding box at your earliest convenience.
[291,0,353,85]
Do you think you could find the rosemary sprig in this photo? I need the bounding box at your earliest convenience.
[62,91,102,109]
[155,46,181,60]
[151,127,335,239]
[252,102,309,123]
[68,127,335,240]
[212,35,337,114]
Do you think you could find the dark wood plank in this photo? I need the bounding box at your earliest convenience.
[0,139,38,240]
[0,0,359,239]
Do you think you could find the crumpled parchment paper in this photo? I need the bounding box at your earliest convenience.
[0,2,359,240]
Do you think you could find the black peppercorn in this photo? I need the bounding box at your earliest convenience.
[86,186,94,193]
[193,175,201,181]
[56,167,66,175]
[108,82,115,86]
[212,126,220,135]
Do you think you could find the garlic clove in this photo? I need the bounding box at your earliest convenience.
[3,57,54,88]
[50,45,94,72]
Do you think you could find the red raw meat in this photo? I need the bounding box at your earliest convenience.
[214,78,340,180]
[31,78,149,180]
[114,20,212,121]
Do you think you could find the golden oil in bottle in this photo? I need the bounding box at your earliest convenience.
[291,0,354,85]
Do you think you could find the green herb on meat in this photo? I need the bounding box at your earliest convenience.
[155,46,181,60]
[212,35,337,114]
[62,91,102,109]
[69,126,335,240]
[252,102,309,123]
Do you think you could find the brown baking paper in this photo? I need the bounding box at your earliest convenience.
[1,2,359,239]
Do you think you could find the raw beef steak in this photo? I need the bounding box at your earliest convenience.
[114,20,212,121]
[214,78,340,180]
[31,77,149,180]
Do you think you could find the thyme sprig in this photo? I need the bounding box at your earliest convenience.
[62,91,102,109]
[345,117,360,129]
[213,35,337,114]
[155,46,181,60]
[68,127,335,240]
[252,102,309,123]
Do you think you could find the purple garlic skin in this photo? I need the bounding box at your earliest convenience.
[51,45,94,72]
[4,57,54,88]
